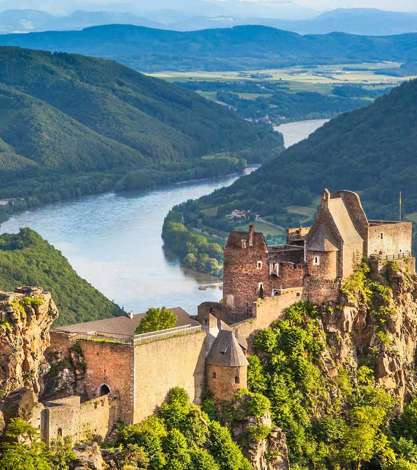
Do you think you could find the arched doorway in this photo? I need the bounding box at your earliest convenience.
[98,383,111,396]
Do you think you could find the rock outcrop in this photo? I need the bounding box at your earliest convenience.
[0,287,59,403]
[232,411,289,470]
[322,264,417,407]
[71,443,107,470]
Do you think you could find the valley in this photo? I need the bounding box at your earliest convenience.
[0,120,324,316]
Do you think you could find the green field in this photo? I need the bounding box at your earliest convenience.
[150,62,413,91]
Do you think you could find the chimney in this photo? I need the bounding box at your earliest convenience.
[248,224,255,247]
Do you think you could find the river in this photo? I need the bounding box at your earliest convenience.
[0,119,326,315]
[275,119,329,148]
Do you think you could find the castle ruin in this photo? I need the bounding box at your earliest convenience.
[26,189,414,444]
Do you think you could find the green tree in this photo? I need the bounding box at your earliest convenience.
[0,419,51,470]
[207,421,252,470]
[135,307,176,334]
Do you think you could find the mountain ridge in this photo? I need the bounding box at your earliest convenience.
[0,46,281,205]
[1,24,417,71]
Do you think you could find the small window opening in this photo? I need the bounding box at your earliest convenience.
[313,256,320,266]
[258,283,264,299]
[241,240,247,249]
[257,261,263,270]
[212,372,216,379]
[57,428,63,438]
[380,233,384,239]
[98,384,111,396]
[235,376,240,384]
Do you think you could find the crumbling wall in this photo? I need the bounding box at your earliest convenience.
[368,222,412,258]
[42,394,117,444]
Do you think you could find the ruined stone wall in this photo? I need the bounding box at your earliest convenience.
[306,250,337,280]
[304,278,340,305]
[79,340,133,423]
[223,238,270,314]
[133,327,206,423]
[42,394,116,444]
[368,222,412,258]
[233,289,304,347]
[277,263,305,289]
[207,364,247,402]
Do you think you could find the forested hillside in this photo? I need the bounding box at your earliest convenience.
[164,78,417,273]
[1,25,417,71]
[0,228,122,325]
[0,47,282,209]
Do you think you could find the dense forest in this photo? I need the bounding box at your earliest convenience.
[0,46,282,217]
[1,25,417,71]
[0,228,122,325]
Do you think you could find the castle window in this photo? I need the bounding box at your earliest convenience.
[258,283,264,299]
[380,233,384,239]
[212,372,217,379]
[98,384,111,396]
[257,261,263,270]
[313,256,320,266]
[241,240,247,249]
[235,376,240,384]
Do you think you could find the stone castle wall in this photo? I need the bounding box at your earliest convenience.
[77,340,133,423]
[133,326,206,423]
[232,289,304,348]
[368,222,412,258]
[41,394,117,444]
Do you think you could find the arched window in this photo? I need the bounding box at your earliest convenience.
[98,384,111,396]
[258,283,264,299]
[57,428,63,439]
[235,376,240,384]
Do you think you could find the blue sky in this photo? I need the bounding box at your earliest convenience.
[1,0,416,16]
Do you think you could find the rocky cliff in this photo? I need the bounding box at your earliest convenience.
[323,262,417,406]
[0,287,58,424]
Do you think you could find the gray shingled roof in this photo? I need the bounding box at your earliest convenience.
[207,330,248,367]
[53,307,198,338]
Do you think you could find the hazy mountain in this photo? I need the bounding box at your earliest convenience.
[0,9,161,33]
[171,9,417,35]
[0,8,417,35]
[1,24,417,72]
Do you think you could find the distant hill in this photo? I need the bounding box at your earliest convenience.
[177,78,417,239]
[0,9,161,34]
[0,228,122,325]
[171,9,417,35]
[1,24,417,72]
[0,46,281,204]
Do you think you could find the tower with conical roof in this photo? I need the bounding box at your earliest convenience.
[206,330,248,402]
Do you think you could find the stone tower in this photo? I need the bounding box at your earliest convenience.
[206,330,248,402]
[223,224,270,315]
